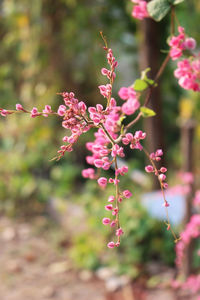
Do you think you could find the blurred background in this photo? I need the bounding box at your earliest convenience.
[0,0,199,299]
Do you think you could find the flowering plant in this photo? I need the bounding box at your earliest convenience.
[0,0,199,256]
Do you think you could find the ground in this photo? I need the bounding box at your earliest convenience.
[0,216,198,300]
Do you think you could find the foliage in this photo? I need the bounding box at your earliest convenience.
[69,180,176,274]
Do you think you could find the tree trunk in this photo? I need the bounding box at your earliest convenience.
[139,19,165,188]
[180,119,196,277]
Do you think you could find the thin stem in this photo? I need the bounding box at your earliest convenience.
[100,123,115,145]
[114,156,120,244]
[117,7,176,137]
[143,147,180,242]
[171,6,175,36]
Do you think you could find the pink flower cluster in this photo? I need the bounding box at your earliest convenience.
[131,0,149,20]
[175,214,200,267]
[118,86,140,115]
[172,275,200,296]
[172,184,200,297]
[0,41,172,248]
[169,26,200,92]
[173,211,200,296]
[164,172,193,198]
[194,190,200,207]
[81,45,147,247]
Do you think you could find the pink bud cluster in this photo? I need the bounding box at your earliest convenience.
[99,48,118,99]
[56,92,91,159]
[169,26,200,92]
[144,149,169,207]
[131,0,149,20]
[122,131,146,150]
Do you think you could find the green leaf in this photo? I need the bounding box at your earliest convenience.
[141,68,151,80]
[170,0,185,4]
[140,107,156,118]
[141,68,155,86]
[117,115,126,127]
[133,79,148,91]
[147,0,170,22]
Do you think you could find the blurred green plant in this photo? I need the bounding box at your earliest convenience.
[69,180,176,275]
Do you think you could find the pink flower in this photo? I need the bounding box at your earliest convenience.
[82,168,95,179]
[31,107,39,118]
[163,183,168,189]
[78,101,87,114]
[155,149,163,156]
[110,221,116,227]
[98,84,112,98]
[160,167,167,173]
[132,0,149,20]
[43,105,52,117]
[184,37,196,50]
[118,197,123,203]
[16,104,24,111]
[116,166,129,176]
[118,86,136,100]
[122,98,140,115]
[0,109,9,117]
[108,195,115,202]
[97,177,107,188]
[105,204,113,211]
[145,165,154,173]
[109,178,120,185]
[101,68,109,76]
[122,133,133,145]
[111,144,125,158]
[112,207,119,216]
[94,159,104,168]
[123,190,132,198]
[57,105,66,116]
[170,47,183,61]
[159,174,166,181]
[107,241,115,248]
[102,218,110,225]
[116,228,124,236]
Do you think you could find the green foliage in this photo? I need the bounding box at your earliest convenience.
[133,79,148,91]
[69,180,176,275]
[147,0,185,21]
[133,68,154,91]
[141,68,155,86]
[170,0,185,4]
[140,106,156,118]
[147,0,171,22]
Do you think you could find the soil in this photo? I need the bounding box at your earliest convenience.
[0,216,198,300]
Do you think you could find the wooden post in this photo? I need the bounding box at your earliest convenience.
[139,18,165,188]
[180,119,196,277]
